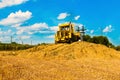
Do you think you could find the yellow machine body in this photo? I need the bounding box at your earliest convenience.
[55,22,81,43]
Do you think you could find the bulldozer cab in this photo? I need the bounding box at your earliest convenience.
[55,22,81,43]
[59,23,74,33]
[60,26,69,31]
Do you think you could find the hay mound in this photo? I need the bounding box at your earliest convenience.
[18,41,120,60]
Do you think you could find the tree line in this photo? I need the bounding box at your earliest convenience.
[0,42,34,51]
[83,35,120,51]
[0,36,119,51]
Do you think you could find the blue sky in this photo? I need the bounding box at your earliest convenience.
[0,0,120,45]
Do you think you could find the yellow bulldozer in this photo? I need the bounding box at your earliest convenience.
[55,22,81,43]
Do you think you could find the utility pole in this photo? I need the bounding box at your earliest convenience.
[19,37,23,45]
[100,27,103,36]
[22,41,23,45]
[31,40,32,45]
[76,26,80,32]
[80,26,86,41]
[11,36,13,43]
[0,36,1,43]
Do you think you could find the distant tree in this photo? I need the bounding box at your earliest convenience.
[40,43,48,45]
[116,46,120,51]
[83,35,115,48]
[0,42,35,51]
[83,35,92,42]
[11,42,17,44]
[92,36,109,46]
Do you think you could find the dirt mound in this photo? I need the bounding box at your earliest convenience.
[17,41,120,60]
[1,42,120,80]
[1,57,120,80]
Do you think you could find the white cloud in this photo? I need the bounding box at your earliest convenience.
[20,35,31,39]
[0,10,32,26]
[0,29,15,42]
[57,12,70,20]
[46,35,54,38]
[30,23,48,30]
[0,36,10,42]
[90,30,94,34]
[38,31,50,33]
[74,23,83,29]
[0,0,28,9]
[50,26,58,32]
[74,15,80,20]
[16,29,24,34]
[16,22,59,35]
[16,23,49,34]
[103,25,112,33]
[0,29,14,36]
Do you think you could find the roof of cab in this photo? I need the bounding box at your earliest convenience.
[59,23,70,27]
[59,23,74,27]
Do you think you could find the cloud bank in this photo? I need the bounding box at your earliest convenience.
[0,10,32,26]
[0,0,28,8]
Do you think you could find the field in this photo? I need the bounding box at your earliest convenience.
[1,41,120,80]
